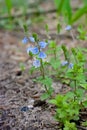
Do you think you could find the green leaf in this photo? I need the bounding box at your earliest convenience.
[64,121,77,130]
[61,44,70,61]
[49,41,56,48]
[40,93,50,100]
[50,58,60,69]
[39,76,52,87]
[49,99,57,105]
[62,79,70,84]
[54,0,72,23]
[80,83,87,89]
[5,0,12,16]
[82,100,87,107]
[29,66,36,75]
[23,24,28,33]
[83,0,87,5]
[57,23,61,33]
[82,121,87,127]
[54,0,64,13]
[62,0,72,23]
[45,24,49,33]
[32,33,38,41]
[19,63,25,71]
[71,6,87,24]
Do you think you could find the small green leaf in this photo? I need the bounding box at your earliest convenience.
[57,23,61,33]
[32,33,38,41]
[82,100,87,107]
[49,41,56,48]
[40,93,50,100]
[39,76,52,87]
[61,44,70,61]
[23,24,28,33]
[49,99,57,105]
[82,121,87,127]
[29,66,36,75]
[50,58,60,69]
[80,83,87,89]
[45,24,49,33]
[19,63,25,71]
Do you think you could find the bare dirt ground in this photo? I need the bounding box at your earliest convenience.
[0,0,87,130]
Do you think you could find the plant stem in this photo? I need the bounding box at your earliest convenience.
[74,79,77,101]
[54,48,57,60]
[70,30,76,42]
[40,59,48,93]
[40,58,45,79]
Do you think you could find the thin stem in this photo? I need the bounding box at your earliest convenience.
[40,58,45,79]
[74,79,77,101]
[54,48,57,60]
[40,58,49,93]
[70,30,76,42]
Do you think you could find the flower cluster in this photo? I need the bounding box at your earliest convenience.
[61,61,73,69]
[22,36,48,68]
[22,36,35,44]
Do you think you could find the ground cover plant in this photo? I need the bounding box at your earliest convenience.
[54,0,87,24]
[21,23,87,129]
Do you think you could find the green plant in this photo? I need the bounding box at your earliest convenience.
[54,0,87,25]
[49,45,87,129]
[82,121,87,127]
[49,92,80,129]
[22,29,54,100]
[64,121,77,130]
[77,25,87,40]
[21,22,87,129]
[5,0,12,18]
[54,0,72,24]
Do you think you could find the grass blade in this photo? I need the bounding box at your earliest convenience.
[70,6,87,24]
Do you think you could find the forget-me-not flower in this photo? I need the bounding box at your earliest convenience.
[31,47,39,54]
[22,37,29,44]
[29,36,35,43]
[38,41,47,48]
[33,60,40,68]
[61,61,73,69]
[61,61,68,66]
[68,63,73,69]
[65,25,72,31]
[27,47,33,54]
[26,37,48,61]
[38,52,47,59]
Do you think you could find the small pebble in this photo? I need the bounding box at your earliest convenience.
[20,106,29,112]
[28,105,33,109]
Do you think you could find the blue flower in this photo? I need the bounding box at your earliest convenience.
[29,36,35,43]
[38,52,47,59]
[33,60,40,68]
[61,61,68,66]
[38,41,47,48]
[31,47,39,54]
[27,47,33,54]
[22,37,28,44]
[68,63,73,69]
[65,25,72,31]
[61,61,73,69]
